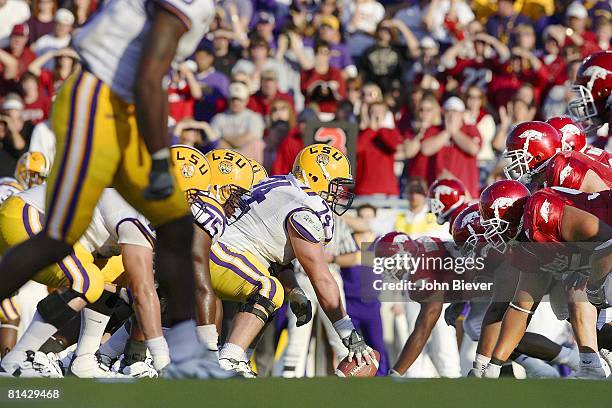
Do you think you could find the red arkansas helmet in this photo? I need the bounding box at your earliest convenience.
[568,51,612,127]
[479,180,530,253]
[374,231,419,258]
[503,121,562,183]
[545,116,587,152]
[452,203,486,258]
[428,178,467,225]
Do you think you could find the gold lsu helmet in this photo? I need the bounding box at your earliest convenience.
[15,151,49,189]
[170,145,211,192]
[249,158,268,185]
[292,144,354,215]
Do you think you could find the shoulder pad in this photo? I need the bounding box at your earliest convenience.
[191,193,226,243]
[287,209,325,243]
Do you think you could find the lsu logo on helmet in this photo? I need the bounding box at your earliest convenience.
[170,145,211,192]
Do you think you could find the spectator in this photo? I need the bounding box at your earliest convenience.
[463,85,496,167]
[19,72,51,124]
[492,95,537,153]
[28,47,80,98]
[563,2,600,58]
[218,0,253,33]
[540,25,568,89]
[305,15,357,78]
[171,118,219,152]
[421,96,481,197]
[346,76,363,116]
[247,68,294,116]
[2,24,36,83]
[70,0,96,27]
[264,98,296,169]
[300,40,346,120]
[354,102,403,197]
[211,30,243,78]
[357,82,395,130]
[405,36,443,93]
[253,11,277,49]
[211,81,265,162]
[485,0,531,45]
[344,0,385,58]
[27,0,57,43]
[32,8,74,59]
[192,41,230,123]
[0,94,31,175]
[403,93,442,185]
[393,176,446,238]
[167,61,202,123]
[360,19,419,94]
[393,0,431,41]
[0,0,31,49]
[271,107,317,175]
[422,0,475,47]
[595,15,610,51]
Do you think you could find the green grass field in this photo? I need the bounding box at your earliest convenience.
[0,378,610,408]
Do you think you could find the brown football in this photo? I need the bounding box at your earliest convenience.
[335,350,380,377]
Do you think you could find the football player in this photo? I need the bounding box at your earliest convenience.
[0,152,49,356]
[545,116,611,166]
[210,144,376,377]
[503,121,611,192]
[427,178,469,229]
[568,51,612,134]
[0,0,216,375]
[479,180,612,378]
[0,185,159,378]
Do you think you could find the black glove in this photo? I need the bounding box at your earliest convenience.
[586,284,609,309]
[288,288,312,327]
[563,271,588,292]
[143,158,174,200]
[444,302,465,327]
[342,329,373,365]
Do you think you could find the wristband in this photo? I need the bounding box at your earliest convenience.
[0,324,18,331]
[333,315,355,339]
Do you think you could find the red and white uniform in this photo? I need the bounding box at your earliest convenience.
[523,187,612,243]
[581,145,612,167]
[544,151,612,190]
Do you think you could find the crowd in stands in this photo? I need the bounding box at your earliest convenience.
[0,0,611,200]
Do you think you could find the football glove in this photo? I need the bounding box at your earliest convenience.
[143,158,174,200]
[341,329,374,366]
[288,287,312,327]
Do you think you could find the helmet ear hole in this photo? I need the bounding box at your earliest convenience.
[311,175,318,182]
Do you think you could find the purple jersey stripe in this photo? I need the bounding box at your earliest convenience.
[210,250,259,288]
[22,204,34,237]
[61,79,102,238]
[115,218,156,247]
[69,253,90,294]
[57,259,75,285]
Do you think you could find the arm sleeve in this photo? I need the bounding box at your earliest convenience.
[116,219,155,249]
[153,0,214,30]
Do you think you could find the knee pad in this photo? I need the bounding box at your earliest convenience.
[37,290,81,328]
[87,290,121,316]
[239,293,278,324]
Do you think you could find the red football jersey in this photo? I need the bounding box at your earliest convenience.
[523,187,612,243]
[581,145,612,167]
[544,151,612,190]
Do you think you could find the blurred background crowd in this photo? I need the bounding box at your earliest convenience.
[0,0,610,377]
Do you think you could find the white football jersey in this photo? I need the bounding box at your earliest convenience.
[17,186,154,258]
[190,191,226,245]
[0,177,23,205]
[72,0,215,103]
[219,175,334,267]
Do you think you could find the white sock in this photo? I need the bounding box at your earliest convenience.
[1,312,58,367]
[75,308,110,357]
[579,352,602,368]
[483,362,502,379]
[219,343,246,362]
[145,336,171,371]
[165,320,200,363]
[99,323,130,359]
[552,345,579,370]
[196,325,218,351]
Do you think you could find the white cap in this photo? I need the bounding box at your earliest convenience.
[229,82,250,101]
[443,96,465,112]
[55,8,75,25]
[2,96,24,111]
[420,36,438,50]
[566,2,588,19]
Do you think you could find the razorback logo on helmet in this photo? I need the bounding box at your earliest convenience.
[559,164,573,185]
[518,129,544,141]
[539,199,551,223]
[490,197,518,217]
[559,124,581,139]
[460,210,479,228]
[433,185,456,196]
[583,65,612,91]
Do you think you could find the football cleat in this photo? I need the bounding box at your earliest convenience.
[112,357,158,378]
[3,350,63,378]
[218,357,257,378]
[69,353,124,378]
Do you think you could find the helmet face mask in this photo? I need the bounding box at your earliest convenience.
[503,149,532,182]
[320,177,354,215]
[481,218,511,254]
[427,197,445,219]
[15,152,49,189]
[221,184,251,225]
[568,85,598,123]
